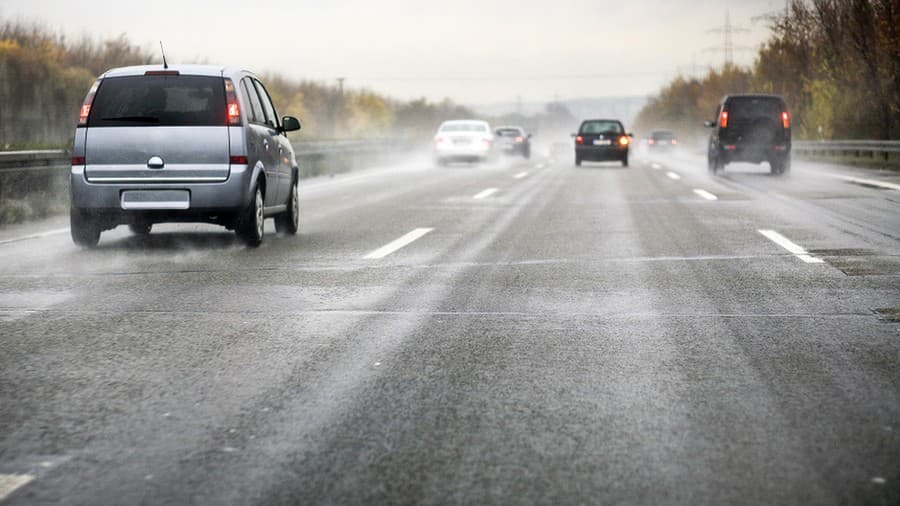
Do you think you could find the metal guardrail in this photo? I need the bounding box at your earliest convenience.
[793,140,900,157]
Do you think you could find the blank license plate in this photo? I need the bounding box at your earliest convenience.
[121,190,190,210]
[593,139,611,146]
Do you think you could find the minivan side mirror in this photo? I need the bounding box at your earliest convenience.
[280,116,301,133]
[704,120,715,128]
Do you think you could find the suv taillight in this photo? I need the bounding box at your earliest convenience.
[782,111,790,129]
[719,110,729,129]
[78,80,100,126]
[224,78,241,126]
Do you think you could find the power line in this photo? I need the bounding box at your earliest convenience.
[705,9,752,67]
[336,71,669,82]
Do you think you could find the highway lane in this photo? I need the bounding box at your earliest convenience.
[0,152,898,504]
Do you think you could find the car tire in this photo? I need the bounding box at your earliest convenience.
[770,156,791,176]
[236,186,264,247]
[129,222,152,236]
[708,154,723,174]
[575,156,582,167]
[70,209,101,248]
[621,156,629,168]
[275,177,299,235]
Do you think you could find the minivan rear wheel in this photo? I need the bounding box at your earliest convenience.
[236,186,264,247]
[70,209,101,248]
[275,178,299,235]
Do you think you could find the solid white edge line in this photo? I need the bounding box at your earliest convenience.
[832,174,900,191]
[693,189,719,201]
[513,172,529,179]
[0,474,35,501]
[364,228,434,259]
[758,229,824,264]
[473,188,499,199]
[0,227,70,246]
[666,171,681,180]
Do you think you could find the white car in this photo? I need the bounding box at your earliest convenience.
[433,120,495,165]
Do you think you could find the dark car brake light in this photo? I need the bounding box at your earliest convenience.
[782,111,790,129]
[575,135,584,145]
[719,110,729,129]
[78,80,100,126]
[618,136,630,146]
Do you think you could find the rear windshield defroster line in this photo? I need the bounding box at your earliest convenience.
[87,75,227,127]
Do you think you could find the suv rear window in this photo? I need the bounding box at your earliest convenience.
[581,121,623,134]
[88,75,226,127]
[726,97,783,120]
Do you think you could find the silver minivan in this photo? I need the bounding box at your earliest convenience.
[70,65,302,247]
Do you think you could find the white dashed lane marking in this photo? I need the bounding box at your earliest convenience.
[666,171,681,180]
[693,189,718,201]
[0,474,35,501]
[364,228,434,259]
[513,172,529,179]
[758,229,824,264]
[831,174,900,191]
[473,188,499,199]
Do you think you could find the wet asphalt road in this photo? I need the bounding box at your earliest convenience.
[1,152,898,504]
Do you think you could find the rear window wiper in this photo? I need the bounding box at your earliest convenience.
[100,116,160,123]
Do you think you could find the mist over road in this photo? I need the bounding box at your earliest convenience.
[1,153,898,504]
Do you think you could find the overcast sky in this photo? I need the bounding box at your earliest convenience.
[1,0,786,105]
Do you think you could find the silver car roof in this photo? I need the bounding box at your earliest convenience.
[99,64,254,81]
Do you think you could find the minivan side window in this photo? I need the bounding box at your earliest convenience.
[238,79,258,124]
[242,77,265,125]
[253,79,279,129]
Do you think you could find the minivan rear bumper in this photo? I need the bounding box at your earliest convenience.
[71,164,252,215]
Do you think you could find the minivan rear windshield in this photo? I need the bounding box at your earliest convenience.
[88,75,226,127]
[727,98,783,120]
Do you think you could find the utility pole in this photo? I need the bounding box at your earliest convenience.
[706,10,750,68]
[333,77,345,139]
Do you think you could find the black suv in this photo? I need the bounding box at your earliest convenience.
[705,94,791,175]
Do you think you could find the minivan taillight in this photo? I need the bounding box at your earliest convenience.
[230,155,248,165]
[224,78,241,126]
[719,110,729,129]
[782,111,790,129]
[72,156,86,166]
[78,80,100,126]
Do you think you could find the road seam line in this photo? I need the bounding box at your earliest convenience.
[693,189,718,201]
[473,188,499,199]
[758,229,824,264]
[364,228,434,259]
[0,227,70,246]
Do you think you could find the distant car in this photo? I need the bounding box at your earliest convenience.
[433,120,495,165]
[648,129,678,151]
[69,65,302,248]
[705,94,791,175]
[494,126,531,159]
[573,119,632,167]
